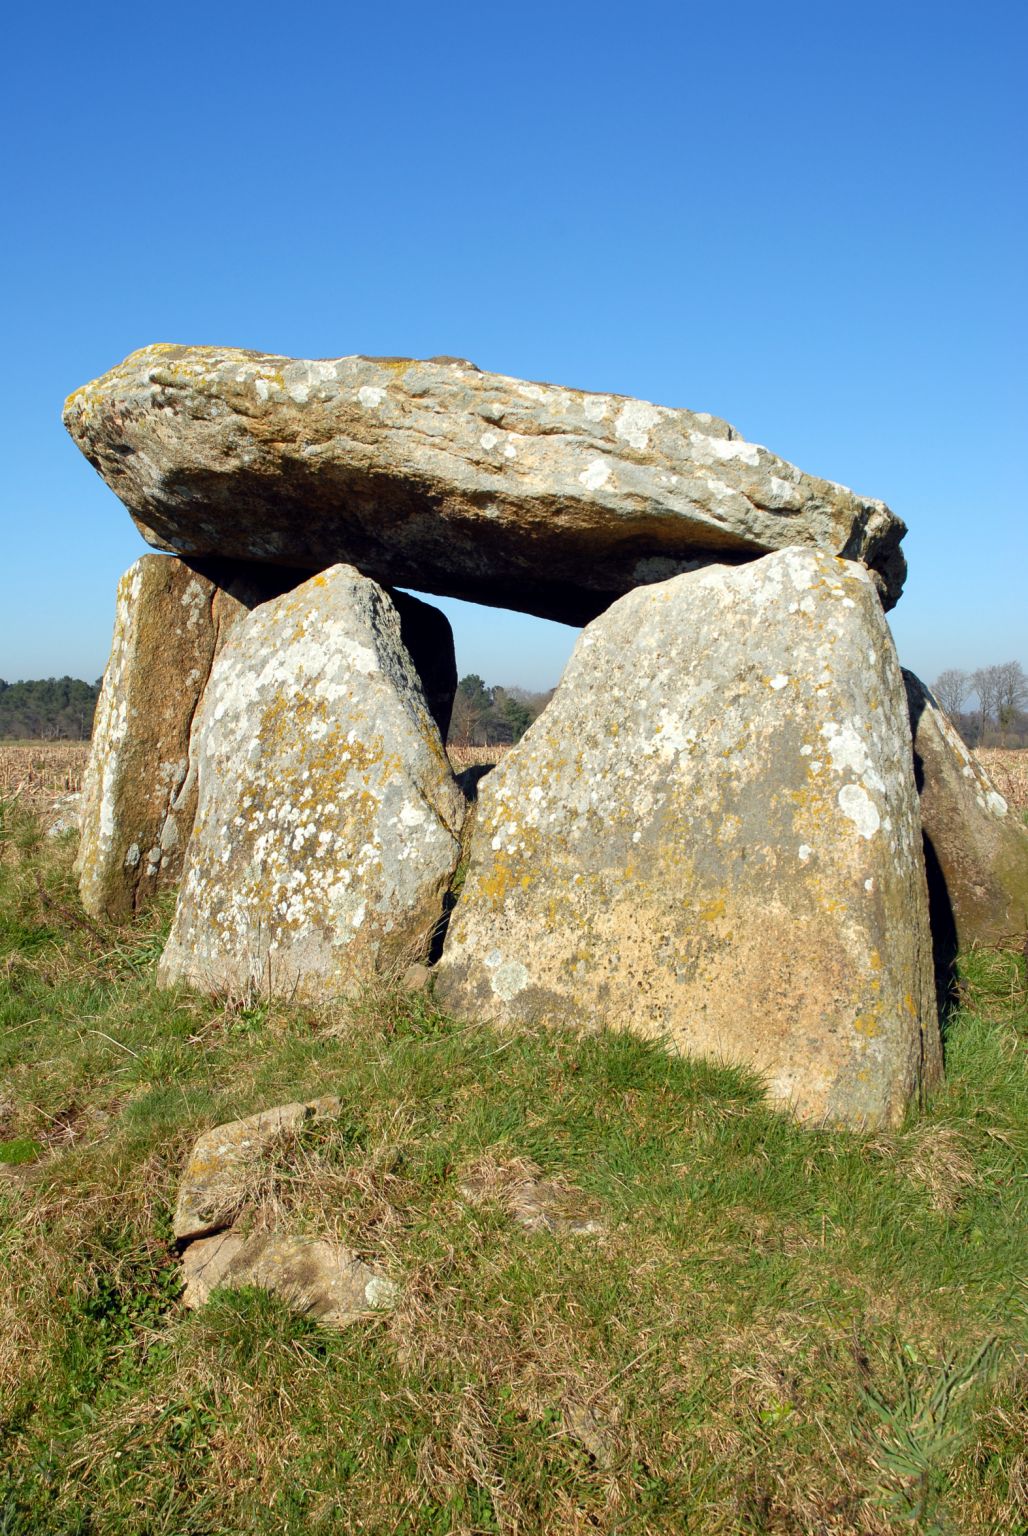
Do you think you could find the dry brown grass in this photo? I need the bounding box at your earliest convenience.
[976,748,1028,812]
[0,742,89,815]
[11,739,1018,820]
[447,743,510,773]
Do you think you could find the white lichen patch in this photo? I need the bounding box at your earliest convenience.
[688,430,762,467]
[837,783,881,840]
[159,566,465,1001]
[490,959,530,1001]
[579,459,612,491]
[434,546,936,1132]
[614,399,662,451]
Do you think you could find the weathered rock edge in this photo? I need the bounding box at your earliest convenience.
[158,564,466,1001]
[173,1095,342,1243]
[904,670,1028,953]
[75,556,244,919]
[64,345,907,624]
[174,1099,396,1328]
[181,1232,396,1327]
[434,548,940,1130]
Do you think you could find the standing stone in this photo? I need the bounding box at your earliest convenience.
[76,556,246,920]
[904,671,1028,951]
[158,565,466,1000]
[391,589,458,741]
[63,345,908,624]
[435,549,940,1130]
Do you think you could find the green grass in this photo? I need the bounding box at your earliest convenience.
[0,814,1025,1534]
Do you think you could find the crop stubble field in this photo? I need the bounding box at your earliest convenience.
[1,742,1025,818]
[0,743,89,814]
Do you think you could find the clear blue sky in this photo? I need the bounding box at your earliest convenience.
[1,0,1024,691]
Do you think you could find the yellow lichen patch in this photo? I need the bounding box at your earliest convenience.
[158,568,463,1003]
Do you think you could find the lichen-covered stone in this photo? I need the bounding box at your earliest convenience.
[905,670,1028,950]
[181,1231,396,1326]
[435,549,940,1129]
[76,556,246,920]
[46,792,82,840]
[158,565,466,999]
[64,345,908,624]
[173,1096,342,1243]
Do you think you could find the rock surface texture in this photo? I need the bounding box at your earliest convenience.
[904,671,1028,950]
[76,555,246,919]
[158,565,466,1000]
[181,1232,396,1326]
[435,549,940,1129]
[390,589,458,740]
[175,1098,396,1327]
[64,345,907,624]
[173,1096,342,1243]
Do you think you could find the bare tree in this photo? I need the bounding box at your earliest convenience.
[971,665,1002,744]
[448,687,482,748]
[932,668,970,720]
[993,660,1028,740]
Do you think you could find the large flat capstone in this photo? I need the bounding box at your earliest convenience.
[434,548,940,1129]
[64,346,907,624]
[158,565,466,1000]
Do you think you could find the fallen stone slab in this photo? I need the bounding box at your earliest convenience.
[75,555,248,920]
[435,548,940,1130]
[158,565,466,1000]
[64,346,908,625]
[173,1096,342,1243]
[181,1231,396,1326]
[904,671,1028,951]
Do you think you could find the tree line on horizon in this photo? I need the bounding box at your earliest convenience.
[2,663,1026,748]
[0,677,100,741]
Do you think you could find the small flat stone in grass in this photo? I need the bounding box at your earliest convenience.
[173,1096,342,1243]
[181,1231,397,1327]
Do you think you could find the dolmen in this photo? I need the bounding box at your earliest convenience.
[65,346,1028,1129]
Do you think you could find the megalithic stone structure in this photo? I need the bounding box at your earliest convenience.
[76,555,247,919]
[63,345,908,625]
[903,669,1028,956]
[434,549,941,1129]
[158,565,466,1000]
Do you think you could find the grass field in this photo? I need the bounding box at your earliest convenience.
[0,796,1025,1533]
